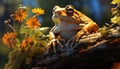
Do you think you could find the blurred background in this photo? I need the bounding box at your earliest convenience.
[0,0,112,68]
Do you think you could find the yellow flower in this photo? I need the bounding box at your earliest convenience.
[13,7,27,22]
[32,8,44,15]
[26,17,40,29]
[2,32,17,48]
[21,37,33,48]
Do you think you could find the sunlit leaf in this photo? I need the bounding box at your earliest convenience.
[39,27,50,35]
[111,0,120,4]
[15,38,20,48]
[111,16,120,23]
[20,24,31,34]
[30,29,43,42]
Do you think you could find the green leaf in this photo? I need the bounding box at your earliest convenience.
[15,38,20,48]
[39,27,50,35]
[111,16,120,23]
[30,29,43,42]
[20,24,31,34]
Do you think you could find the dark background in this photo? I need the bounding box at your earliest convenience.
[0,0,112,68]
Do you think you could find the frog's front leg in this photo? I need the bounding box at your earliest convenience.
[75,22,99,42]
[48,32,64,53]
[67,22,99,48]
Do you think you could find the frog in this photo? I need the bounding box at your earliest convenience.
[48,5,99,53]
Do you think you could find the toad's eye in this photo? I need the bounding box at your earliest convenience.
[65,5,74,16]
[66,8,74,15]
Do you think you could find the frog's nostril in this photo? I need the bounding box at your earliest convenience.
[52,9,55,12]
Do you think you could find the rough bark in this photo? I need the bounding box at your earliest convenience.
[28,26,120,69]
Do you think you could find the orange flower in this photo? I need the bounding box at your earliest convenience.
[32,8,44,15]
[13,7,27,22]
[21,37,33,48]
[2,32,17,48]
[26,17,40,29]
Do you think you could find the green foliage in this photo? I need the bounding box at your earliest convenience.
[99,0,120,39]
[111,0,120,4]
[4,29,49,69]
[99,25,110,38]
[3,6,50,69]
[111,0,120,25]
[111,16,120,24]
